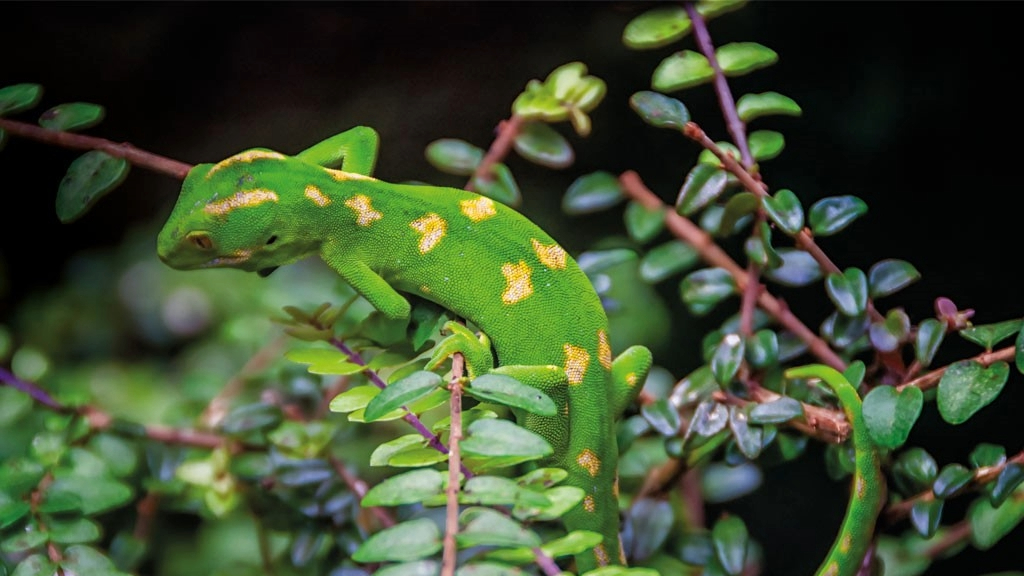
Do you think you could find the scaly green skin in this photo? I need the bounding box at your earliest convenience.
[157,127,652,572]
[785,365,884,576]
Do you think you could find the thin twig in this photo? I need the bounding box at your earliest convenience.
[925,519,972,559]
[329,456,395,529]
[0,117,192,179]
[684,3,752,168]
[441,353,466,576]
[619,170,847,371]
[896,345,1015,392]
[0,366,64,409]
[465,115,524,192]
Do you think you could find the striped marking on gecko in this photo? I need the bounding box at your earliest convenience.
[344,195,382,226]
[410,214,447,254]
[204,190,278,216]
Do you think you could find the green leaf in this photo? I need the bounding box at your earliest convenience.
[702,462,762,503]
[711,334,744,386]
[680,267,736,315]
[623,498,674,560]
[622,6,692,49]
[736,92,802,123]
[677,164,728,216]
[362,469,444,507]
[0,83,44,116]
[762,189,803,235]
[652,50,714,92]
[425,139,483,175]
[960,319,1023,350]
[577,248,638,276]
[716,42,778,77]
[329,384,378,414]
[763,248,821,287]
[1017,327,1024,375]
[910,499,943,538]
[808,195,868,236]
[364,371,443,422]
[862,385,922,449]
[690,400,729,438]
[937,360,1009,425]
[466,374,556,416]
[868,259,921,299]
[513,122,573,169]
[55,151,130,223]
[220,403,282,435]
[512,62,606,136]
[747,130,784,162]
[48,517,101,545]
[61,545,133,576]
[728,406,763,459]
[933,464,973,498]
[352,518,442,562]
[698,142,743,168]
[38,102,105,132]
[641,398,682,436]
[893,448,938,494]
[458,507,541,548]
[718,192,758,235]
[12,554,58,576]
[711,515,749,576]
[624,201,666,244]
[640,240,700,283]
[0,501,30,529]
[749,397,803,424]
[629,91,690,130]
[991,464,1024,506]
[563,171,623,215]
[47,475,132,515]
[540,530,603,559]
[514,485,584,521]
[971,444,1007,469]
[462,420,552,460]
[460,476,523,506]
[745,329,779,369]
[915,318,945,367]
[869,309,910,353]
[472,162,521,206]
[970,483,1024,549]
[825,268,868,317]
[744,229,782,270]
[286,347,366,375]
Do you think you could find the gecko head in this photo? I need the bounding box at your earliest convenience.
[157,150,321,275]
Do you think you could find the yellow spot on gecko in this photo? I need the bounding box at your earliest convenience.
[583,495,596,513]
[597,329,612,370]
[839,532,853,553]
[501,261,533,304]
[304,185,331,207]
[460,197,497,221]
[626,372,638,387]
[594,543,610,567]
[577,448,600,477]
[410,213,448,254]
[531,238,567,270]
[419,285,431,294]
[205,150,286,178]
[204,189,279,216]
[344,195,383,226]
[564,344,590,385]
[327,169,377,182]
[822,562,839,576]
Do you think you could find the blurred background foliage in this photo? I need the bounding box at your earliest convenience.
[1,3,1022,575]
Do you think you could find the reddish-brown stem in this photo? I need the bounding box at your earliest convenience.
[886,448,1024,521]
[0,117,192,179]
[465,115,524,192]
[684,2,752,168]
[329,457,395,529]
[620,170,847,371]
[442,353,465,576]
[896,345,1015,392]
[925,519,972,559]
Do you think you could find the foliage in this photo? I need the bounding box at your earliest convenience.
[1,3,1022,576]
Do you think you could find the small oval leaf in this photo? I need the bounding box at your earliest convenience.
[0,83,44,116]
[937,360,1010,425]
[680,267,736,315]
[711,515,749,576]
[563,171,623,215]
[763,249,821,287]
[762,189,804,235]
[364,371,442,422]
[808,195,868,236]
[749,397,803,424]
[38,102,105,132]
[868,259,921,299]
[736,91,802,123]
[915,318,945,367]
[677,164,728,216]
[716,42,778,77]
[652,50,714,92]
[624,200,666,244]
[959,318,1023,350]
[747,130,784,162]
[862,385,922,449]
[630,91,690,130]
[472,162,521,206]
[711,334,744,386]
[426,139,483,175]
[55,151,130,223]
[825,268,869,317]
[466,373,556,416]
[513,122,573,169]
[622,6,692,50]
[639,240,700,283]
[352,518,442,562]
[933,464,973,499]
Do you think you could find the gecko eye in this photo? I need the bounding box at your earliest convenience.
[187,232,214,251]
[266,235,278,245]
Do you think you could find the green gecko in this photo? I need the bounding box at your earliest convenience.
[156,126,653,572]
[784,364,884,576]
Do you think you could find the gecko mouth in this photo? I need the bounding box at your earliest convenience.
[258,267,278,278]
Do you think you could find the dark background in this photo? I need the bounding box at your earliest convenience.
[1,3,1021,574]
